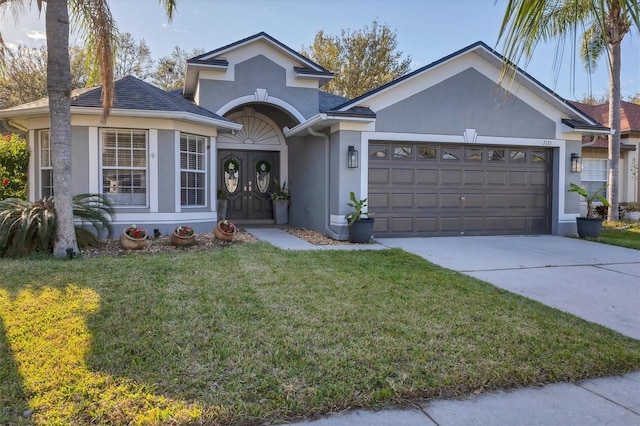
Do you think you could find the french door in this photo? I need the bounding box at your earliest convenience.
[218,150,280,220]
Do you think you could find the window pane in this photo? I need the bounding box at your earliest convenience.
[532,150,547,162]
[369,145,388,159]
[510,150,526,162]
[418,146,437,160]
[581,159,607,181]
[41,170,53,198]
[132,132,146,148]
[40,132,51,167]
[180,133,207,206]
[101,129,148,206]
[487,149,504,161]
[393,146,412,159]
[442,148,460,160]
[118,149,132,167]
[466,148,483,161]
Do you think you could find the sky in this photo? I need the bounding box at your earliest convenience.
[1,0,639,102]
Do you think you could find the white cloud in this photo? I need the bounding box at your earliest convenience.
[26,30,46,41]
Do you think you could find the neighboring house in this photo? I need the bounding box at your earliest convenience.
[570,101,639,205]
[0,33,609,238]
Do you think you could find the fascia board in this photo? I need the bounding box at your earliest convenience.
[70,107,243,130]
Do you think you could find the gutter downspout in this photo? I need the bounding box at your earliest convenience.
[308,127,343,240]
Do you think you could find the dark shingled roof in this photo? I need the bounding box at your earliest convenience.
[319,91,375,117]
[72,76,231,122]
[319,91,349,112]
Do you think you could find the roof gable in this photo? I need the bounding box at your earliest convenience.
[184,32,333,97]
[193,32,330,74]
[332,41,602,130]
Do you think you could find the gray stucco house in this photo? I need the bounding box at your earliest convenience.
[0,32,609,238]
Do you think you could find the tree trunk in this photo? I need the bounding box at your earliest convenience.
[46,0,78,257]
[607,40,621,222]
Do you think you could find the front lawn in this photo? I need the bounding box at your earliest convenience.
[1,243,639,424]
[590,221,640,249]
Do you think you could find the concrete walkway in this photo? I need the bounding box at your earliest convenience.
[245,229,640,426]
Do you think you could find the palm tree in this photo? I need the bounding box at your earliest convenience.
[497,0,639,221]
[0,0,176,257]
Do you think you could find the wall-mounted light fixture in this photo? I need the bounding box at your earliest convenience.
[348,145,358,168]
[571,153,582,173]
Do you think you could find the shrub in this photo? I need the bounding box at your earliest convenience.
[0,193,114,258]
[0,133,30,200]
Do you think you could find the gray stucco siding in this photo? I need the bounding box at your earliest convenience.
[157,130,177,213]
[375,67,556,139]
[197,55,320,119]
[287,135,328,231]
[333,131,362,215]
[71,126,90,195]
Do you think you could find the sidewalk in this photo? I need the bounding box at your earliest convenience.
[290,372,640,425]
[245,229,640,426]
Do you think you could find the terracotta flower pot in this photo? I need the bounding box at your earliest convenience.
[214,221,236,241]
[120,231,147,250]
[170,232,196,246]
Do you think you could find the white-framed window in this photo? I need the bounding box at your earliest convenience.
[101,129,148,207]
[39,130,53,198]
[581,158,608,197]
[180,133,207,206]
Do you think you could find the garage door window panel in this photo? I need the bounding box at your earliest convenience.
[442,148,461,161]
[466,148,483,161]
[532,150,548,162]
[393,145,413,159]
[488,149,505,162]
[510,150,527,162]
[418,146,438,160]
[370,145,388,159]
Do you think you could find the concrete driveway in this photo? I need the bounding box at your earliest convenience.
[377,235,640,340]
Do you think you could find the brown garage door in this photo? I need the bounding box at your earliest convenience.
[368,142,551,237]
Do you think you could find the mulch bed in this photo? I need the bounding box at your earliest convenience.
[78,227,353,258]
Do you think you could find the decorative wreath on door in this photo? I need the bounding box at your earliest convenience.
[224,158,240,173]
[256,160,271,193]
[224,158,240,193]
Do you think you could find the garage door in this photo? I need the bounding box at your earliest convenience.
[368,142,551,237]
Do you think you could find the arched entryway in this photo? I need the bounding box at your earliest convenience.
[217,107,288,222]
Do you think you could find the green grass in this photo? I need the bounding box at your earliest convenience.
[1,242,640,424]
[589,221,640,249]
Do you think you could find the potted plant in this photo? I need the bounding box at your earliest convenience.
[171,225,196,246]
[217,190,228,220]
[214,219,236,241]
[120,224,148,249]
[568,183,610,238]
[271,179,290,225]
[344,191,374,243]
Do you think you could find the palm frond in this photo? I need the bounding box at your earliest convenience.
[68,0,118,121]
[0,193,113,258]
[159,0,177,21]
[72,193,114,238]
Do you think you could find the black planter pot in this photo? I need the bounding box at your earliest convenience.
[576,217,604,238]
[348,218,375,243]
